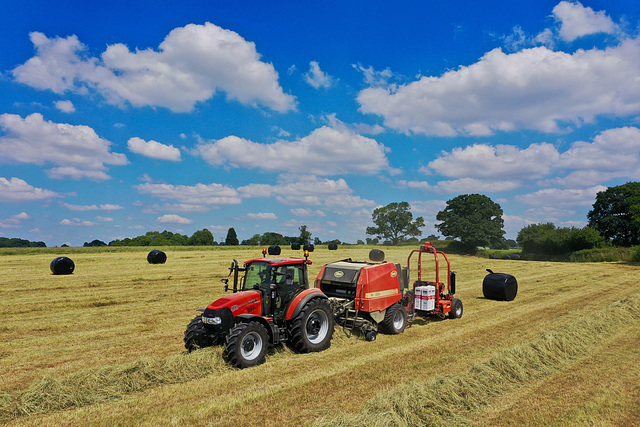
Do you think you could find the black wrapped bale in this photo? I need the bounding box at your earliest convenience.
[147,250,167,264]
[50,256,75,275]
[483,269,518,301]
[291,242,301,250]
[303,243,314,252]
[328,243,338,250]
[268,245,281,256]
[369,249,385,262]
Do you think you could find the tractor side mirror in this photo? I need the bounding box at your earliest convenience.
[221,278,229,292]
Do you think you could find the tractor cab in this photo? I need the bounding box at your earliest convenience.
[220,245,312,320]
[239,258,309,318]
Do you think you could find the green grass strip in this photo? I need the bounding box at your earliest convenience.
[316,295,640,427]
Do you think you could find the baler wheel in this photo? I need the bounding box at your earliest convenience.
[223,322,270,369]
[184,315,216,352]
[449,298,463,319]
[289,298,334,353]
[380,303,408,334]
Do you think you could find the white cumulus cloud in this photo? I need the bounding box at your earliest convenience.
[197,125,391,175]
[157,214,193,224]
[424,142,559,179]
[304,61,334,89]
[0,113,128,180]
[60,202,123,211]
[128,137,181,161]
[13,24,296,113]
[246,212,278,220]
[0,177,60,202]
[553,1,617,41]
[516,185,607,208]
[357,38,640,136]
[134,182,241,205]
[54,100,75,113]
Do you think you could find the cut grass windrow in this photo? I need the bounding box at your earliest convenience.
[314,294,640,427]
[0,347,228,423]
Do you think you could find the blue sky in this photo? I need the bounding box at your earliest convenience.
[1,1,640,246]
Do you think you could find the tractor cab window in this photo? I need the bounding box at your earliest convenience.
[243,262,272,292]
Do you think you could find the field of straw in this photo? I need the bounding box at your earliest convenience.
[1,246,638,426]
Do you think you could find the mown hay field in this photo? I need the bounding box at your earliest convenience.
[1,246,639,426]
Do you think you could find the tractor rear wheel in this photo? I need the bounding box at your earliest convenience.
[184,315,216,352]
[380,303,408,334]
[449,298,463,319]
[289,298,334,353]
[223,322,270,368]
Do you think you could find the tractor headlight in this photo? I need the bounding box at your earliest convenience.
[203,316,222,325]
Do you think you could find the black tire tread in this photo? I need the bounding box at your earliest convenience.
[379,303,407,335]
[223,322,269,369]
[184,315,216,352]
[449,298,463,319]
[289,298,334,353]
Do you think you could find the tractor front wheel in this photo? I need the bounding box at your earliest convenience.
[223,322,270,368]
[289,298,334,353]
[449,298,463,319]
[380,303,408,334]
[184,315,216,352]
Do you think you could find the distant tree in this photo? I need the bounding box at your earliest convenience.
[224,227,239,245]
[298,225,312,245]
[109,230,190,246]
[356,239,364,245]
[313,237,322,245]
[0,237,46,248]
[517,223,603,255]
[426,234,439,241]
[189,229,214,246]
[588,182,640,246]
[260,232,288,246]
[436,194,505,253]
[242,234,262,245]
[366,237,379,245]
[83,239,107,247]
[366,202,425,245]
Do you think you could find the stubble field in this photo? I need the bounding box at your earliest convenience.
[1,246,638,426]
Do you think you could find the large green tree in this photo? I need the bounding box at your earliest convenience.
[366,202,424,245]
[436,194,505,253]
[587,182,640,246]
[189,229,214,246]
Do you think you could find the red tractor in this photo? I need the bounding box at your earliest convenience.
[184,246,334,368]
[315,242,462,341]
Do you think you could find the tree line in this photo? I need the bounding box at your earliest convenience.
[3,182,638,255]
[364,182,640,257]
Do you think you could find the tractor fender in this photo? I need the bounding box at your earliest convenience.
[285,288,327,321]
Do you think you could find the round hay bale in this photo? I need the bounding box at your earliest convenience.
[328,243,338,250]
[303,243,314,252]
[369,249,385,262]
[147,250,167,264]
[482,270,518,301]
[50,256,75,275]
[291,242,301,250]
[268,245,281,256]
